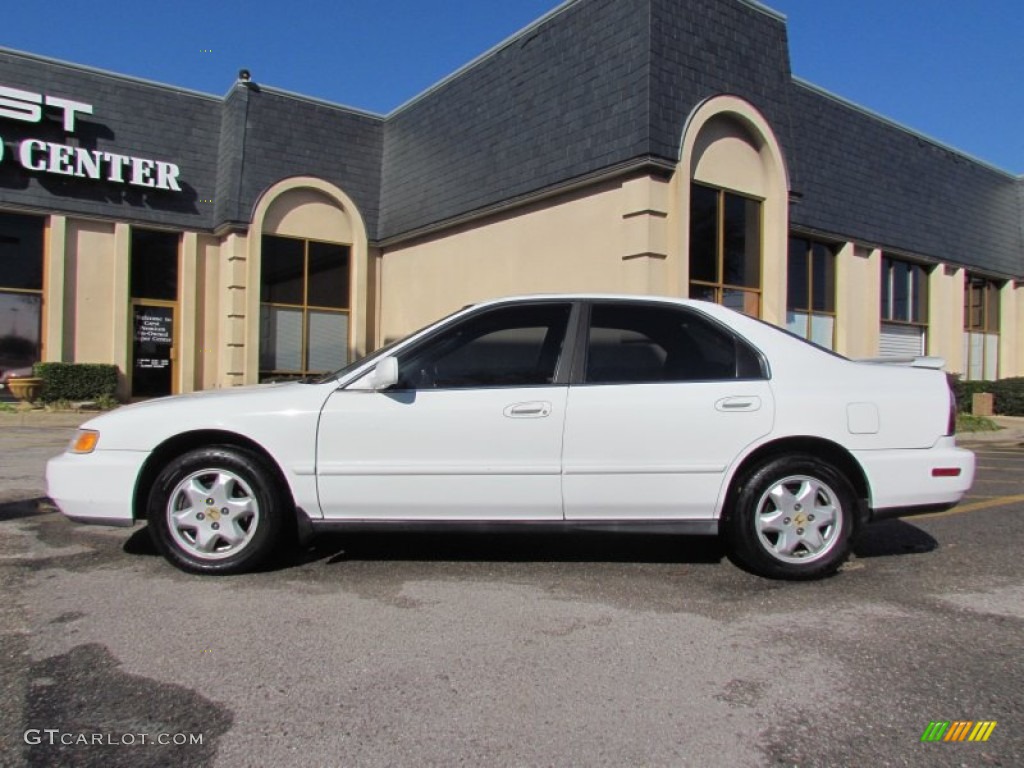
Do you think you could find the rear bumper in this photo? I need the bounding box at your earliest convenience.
[853,437,975,520]
[45,449,149,525]
[868,502,958,522]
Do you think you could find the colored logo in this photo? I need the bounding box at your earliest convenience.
[921,721,997,742]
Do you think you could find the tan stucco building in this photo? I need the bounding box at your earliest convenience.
[1,0,1021,400]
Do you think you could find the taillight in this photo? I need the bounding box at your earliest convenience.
[946,383,956,436]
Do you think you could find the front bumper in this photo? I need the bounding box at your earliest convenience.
[45,449,150,525]
[853,437,976,521]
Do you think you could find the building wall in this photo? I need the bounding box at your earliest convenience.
[195,235,222,391]
[833,244,880,359]
[65,219,118,365]
[379,176,670,342]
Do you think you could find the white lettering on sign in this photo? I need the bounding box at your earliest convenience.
[136,314,173,345]
[19,139,45,171]
[131,157,154,187]
[15,139,181,191]
[0,82,183,193]
[0,85,92,132]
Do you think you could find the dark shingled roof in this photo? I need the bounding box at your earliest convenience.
[379,0,653,241]
[787,81,1022,276]
[378,0,1021,274]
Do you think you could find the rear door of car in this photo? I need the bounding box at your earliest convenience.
[562,301,774,520]
[316,301,577,520]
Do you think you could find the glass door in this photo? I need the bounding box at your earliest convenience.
[131,301,176,398]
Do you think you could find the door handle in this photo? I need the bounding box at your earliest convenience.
[715,396,761,412]
[504,401,552,418]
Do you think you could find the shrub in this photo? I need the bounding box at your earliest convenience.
[33,362,119,403]
[950,375,1024,417]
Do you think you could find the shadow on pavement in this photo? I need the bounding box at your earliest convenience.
[24,643,233,767]
[852,518,938,558]
[0,497,50,522]
[291,530,726,567]
[123,519,937,571]
[123,526,160,557]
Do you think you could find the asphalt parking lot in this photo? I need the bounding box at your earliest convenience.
[1,418,1022,767]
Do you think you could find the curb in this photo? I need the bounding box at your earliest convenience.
[0,412,97,428]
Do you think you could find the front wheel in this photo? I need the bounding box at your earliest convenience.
[724,455,856,580]
[147,445,290,575]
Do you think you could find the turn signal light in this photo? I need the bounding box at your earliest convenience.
[69,430,99,454]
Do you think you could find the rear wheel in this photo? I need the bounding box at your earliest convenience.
[725,454,855,580]
[147,445,289,575]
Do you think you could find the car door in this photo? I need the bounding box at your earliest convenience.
[562,301,774,520]
[316,301,576,520]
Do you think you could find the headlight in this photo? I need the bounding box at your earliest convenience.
[69,429,100,454]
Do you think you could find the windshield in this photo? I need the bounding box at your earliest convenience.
[309,306,469,384]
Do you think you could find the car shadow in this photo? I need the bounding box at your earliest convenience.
[852,518,939,558]
[0,497,50,522]
[289,530,727,568]
[125,525,726,569]
[122,519,935,571]
[123,526,160,556]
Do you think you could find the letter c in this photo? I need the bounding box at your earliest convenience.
[19,139,46,171]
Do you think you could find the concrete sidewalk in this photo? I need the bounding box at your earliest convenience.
[957,415,1024,446]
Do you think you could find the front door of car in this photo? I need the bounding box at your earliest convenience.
[562,302,774,520]
[316,302,576,520]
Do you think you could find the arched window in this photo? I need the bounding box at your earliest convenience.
[680,98,788,325]
[688,183,762,317]
[251,182,363,383]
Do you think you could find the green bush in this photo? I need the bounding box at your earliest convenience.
[950,375,1024,416]
[33,362,119,403]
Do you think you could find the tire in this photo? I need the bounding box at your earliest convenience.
[724,454,855,580]
[147,445,290,575]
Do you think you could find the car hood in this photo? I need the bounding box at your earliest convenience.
[107,381,299,413]
[79,381,335,451]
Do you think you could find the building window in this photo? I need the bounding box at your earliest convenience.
[963,274,1000,380]
[786,237,836,349]
[131,229,179,302]
[689,183,762,317]
[879,256,929,356]
[0,212,44,379]
[259,234,351,380]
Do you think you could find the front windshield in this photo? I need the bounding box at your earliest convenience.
[309,306,469,384]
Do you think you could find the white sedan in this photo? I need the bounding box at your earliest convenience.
[46,295,974,579]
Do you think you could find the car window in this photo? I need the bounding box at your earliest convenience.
[396,303,572,389]
[585,303,765,384]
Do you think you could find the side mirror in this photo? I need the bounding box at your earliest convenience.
[368,356,399,390]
